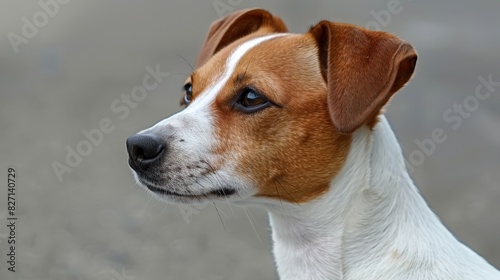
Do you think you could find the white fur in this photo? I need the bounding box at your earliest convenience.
[136,33,499,278]
[249,116,500,280]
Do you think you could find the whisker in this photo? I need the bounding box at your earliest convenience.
[221,188,235,217]
[142,193,154,209]
[175,53,195,71]
[203,161,237,217]
[215,203,229,219]
[129,181,140,189]
[243,208,263,243]
[275,178,294,201]
[273,181,284,210]
[276,176,302,193]
[151,198,161,209]
[213,202,226,230]
[160,203,169,215]
[275,177,302,206]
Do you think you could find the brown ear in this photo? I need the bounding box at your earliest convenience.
[195,8,288,67]
[309,21,417,133]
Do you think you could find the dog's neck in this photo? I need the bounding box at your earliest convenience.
[261,116,477,280]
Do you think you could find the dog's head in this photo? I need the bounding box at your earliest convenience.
[126,8,417,205]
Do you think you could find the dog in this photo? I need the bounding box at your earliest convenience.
[126,8,500,280]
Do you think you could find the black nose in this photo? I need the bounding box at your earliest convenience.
[126,134,166,171]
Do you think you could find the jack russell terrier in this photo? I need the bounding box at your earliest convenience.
[126,8,500,280]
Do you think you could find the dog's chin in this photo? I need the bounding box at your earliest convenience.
[136,178,239,204]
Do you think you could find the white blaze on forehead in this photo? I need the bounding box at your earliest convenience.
[149,33,289,132]
[185,33,290,113]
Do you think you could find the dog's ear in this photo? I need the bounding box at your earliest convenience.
[309,21,417,133]
[195,8,288,67]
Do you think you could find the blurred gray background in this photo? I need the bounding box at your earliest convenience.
[0,1,499,279]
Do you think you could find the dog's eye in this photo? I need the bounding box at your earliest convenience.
[236,87,270,113]
[181,83,193,106]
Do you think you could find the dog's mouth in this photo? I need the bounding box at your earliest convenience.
[141,181,236,200]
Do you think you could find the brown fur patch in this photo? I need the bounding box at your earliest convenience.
[309,22,417,133]
[195,34,352,203]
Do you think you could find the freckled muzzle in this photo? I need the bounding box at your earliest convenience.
[126,127,243,202]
